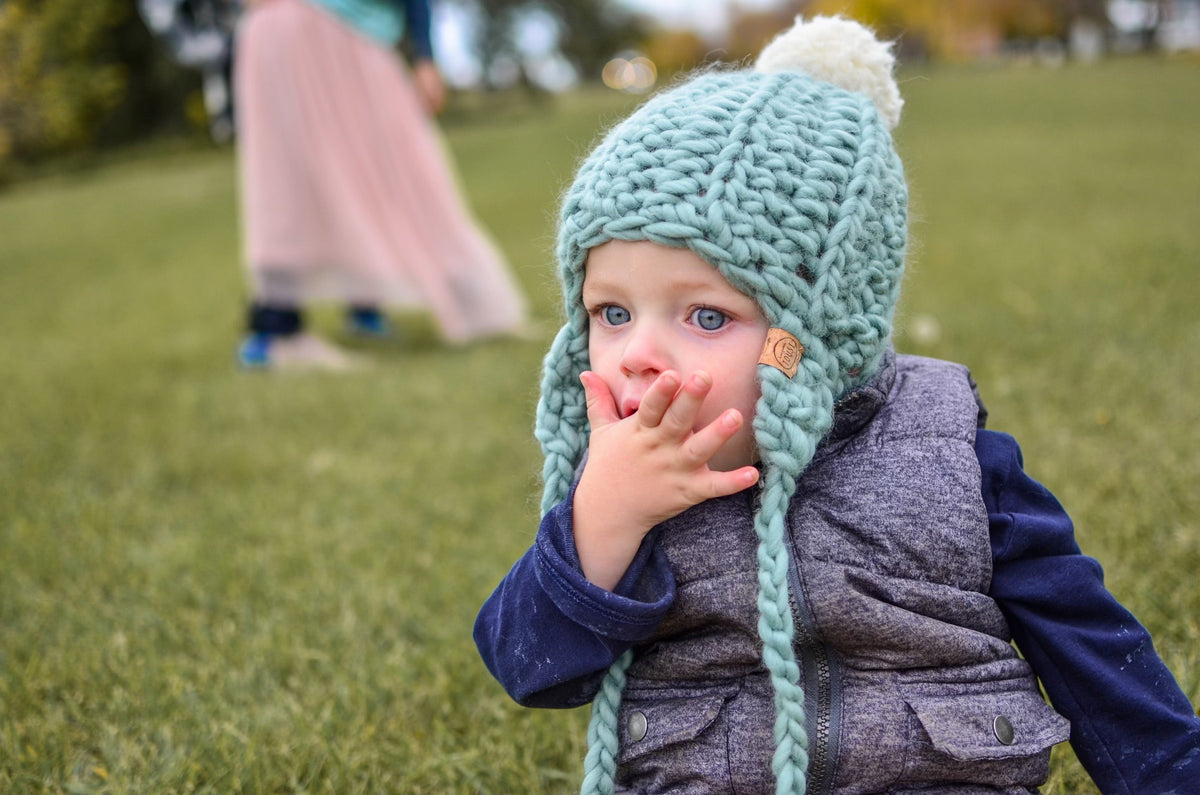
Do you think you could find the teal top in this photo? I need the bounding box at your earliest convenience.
[306,0,431,53]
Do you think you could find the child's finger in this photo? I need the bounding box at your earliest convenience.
[634,371,680,427]
[580,371,620,429]
[699,465,760,500]
[659,371,712,437]
[681,408,743,467]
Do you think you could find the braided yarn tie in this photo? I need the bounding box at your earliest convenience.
[754,362,828,794]
[579,651,634,795]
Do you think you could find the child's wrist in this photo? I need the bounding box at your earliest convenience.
[572,478,653,590]
[573,476,654,540]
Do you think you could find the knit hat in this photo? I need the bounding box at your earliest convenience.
[535,16,907,795]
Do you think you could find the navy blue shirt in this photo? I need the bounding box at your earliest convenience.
[475,430,1200,793]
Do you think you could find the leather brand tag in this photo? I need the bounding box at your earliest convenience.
[758,328,803,378]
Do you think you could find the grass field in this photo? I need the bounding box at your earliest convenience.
[2,57,1198,793]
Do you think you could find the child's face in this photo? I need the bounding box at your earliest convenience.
[583,240,769,472]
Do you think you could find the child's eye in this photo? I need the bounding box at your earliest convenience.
[600,305,631,326]
[691,307,728,331]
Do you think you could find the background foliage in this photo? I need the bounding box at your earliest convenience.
[0,0,129,161]
[2,0,1182,179]
[2,57,1199,794]
[0,0,201,180]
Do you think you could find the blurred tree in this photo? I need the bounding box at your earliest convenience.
[0,0,129,168]
[451,0,645,87]
[1062,0,1109,25]
[640,27,709,78]
[552,0,645,81]
[726,2,806,63]
[980,0,1078,40]
[452,0,518,88]
[0,0,207,177]
[803,0,1090,59]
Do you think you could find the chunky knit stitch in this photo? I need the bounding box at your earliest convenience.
[534,16,908,795]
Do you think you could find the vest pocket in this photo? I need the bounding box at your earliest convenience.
[617,683,738,762]
[894,688,1070,789]
[905,689,1070,762]
[615,682,745,792]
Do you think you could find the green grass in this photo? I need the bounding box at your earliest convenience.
[1,61,1198,793]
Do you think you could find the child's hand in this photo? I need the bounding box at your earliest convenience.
[412,60,446,116]
[572,369,760,590]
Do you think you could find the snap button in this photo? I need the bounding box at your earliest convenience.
[993,715,1015,745]
[628,710,648,742]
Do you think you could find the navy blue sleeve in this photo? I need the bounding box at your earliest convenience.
[979,429,1200,793]
[473,483,675,708]
[400,0,433,60]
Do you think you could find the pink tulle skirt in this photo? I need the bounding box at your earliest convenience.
[234,0,527,341]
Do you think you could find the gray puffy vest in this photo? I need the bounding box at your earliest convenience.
[614,353,1071,794]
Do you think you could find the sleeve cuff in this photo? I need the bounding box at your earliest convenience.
[533,490,675,642]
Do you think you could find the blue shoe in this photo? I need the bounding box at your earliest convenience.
[238,333,272,368]
[345,307,393,338]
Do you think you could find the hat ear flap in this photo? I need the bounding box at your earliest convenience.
[754,342,837,484]
[536,313,591,514]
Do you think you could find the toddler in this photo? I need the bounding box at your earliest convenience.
[474,16,1200,794]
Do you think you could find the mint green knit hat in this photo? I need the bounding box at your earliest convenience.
[534,16,907,795]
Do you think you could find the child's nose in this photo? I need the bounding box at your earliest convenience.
[619,322,670,378]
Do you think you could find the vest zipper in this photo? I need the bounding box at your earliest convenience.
[786,548,841,795]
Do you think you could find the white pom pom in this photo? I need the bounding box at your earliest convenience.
[755,15,903,130]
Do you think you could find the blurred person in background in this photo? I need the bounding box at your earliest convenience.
[234,0,529,369]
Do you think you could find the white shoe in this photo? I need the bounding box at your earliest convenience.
[239,332,363,371]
